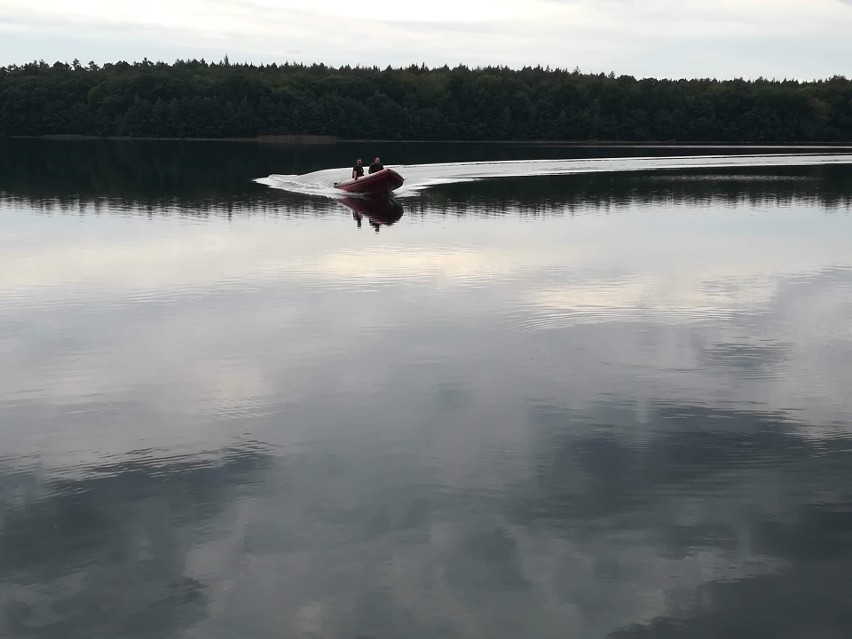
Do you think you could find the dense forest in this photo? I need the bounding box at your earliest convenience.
[1,59,851,142]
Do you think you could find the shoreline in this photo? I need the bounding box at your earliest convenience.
[4,135,852,148]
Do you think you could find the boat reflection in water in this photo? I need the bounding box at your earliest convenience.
[339,195,404,232]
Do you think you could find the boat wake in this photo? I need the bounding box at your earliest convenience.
[255,153,852,199]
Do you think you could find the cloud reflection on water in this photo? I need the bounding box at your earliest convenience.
[1,157,852,637]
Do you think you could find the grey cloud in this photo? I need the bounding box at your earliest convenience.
[2,0,851,78]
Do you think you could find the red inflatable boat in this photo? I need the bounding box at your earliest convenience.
[334,168,404,194]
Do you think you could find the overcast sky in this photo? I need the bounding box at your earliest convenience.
[0,0,850,79]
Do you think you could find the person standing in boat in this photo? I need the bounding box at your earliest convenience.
[352,158,364,179]
[368,157,384,174]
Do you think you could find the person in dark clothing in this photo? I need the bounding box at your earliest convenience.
[368,157,384,174]
[352,158,364,179]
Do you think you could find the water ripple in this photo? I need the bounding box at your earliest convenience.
[257,153,852,198]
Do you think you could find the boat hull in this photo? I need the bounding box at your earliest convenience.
[334,168,404,194]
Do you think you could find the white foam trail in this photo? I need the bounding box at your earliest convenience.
[255,168,344,199]
[255,153,852,199]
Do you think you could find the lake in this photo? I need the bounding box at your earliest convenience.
[2,139,852,639]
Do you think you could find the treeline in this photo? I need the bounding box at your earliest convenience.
[1,59,851,142]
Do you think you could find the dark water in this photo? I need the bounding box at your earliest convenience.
[2,140,852,639]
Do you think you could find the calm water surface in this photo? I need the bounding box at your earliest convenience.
[2,140,852,638]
